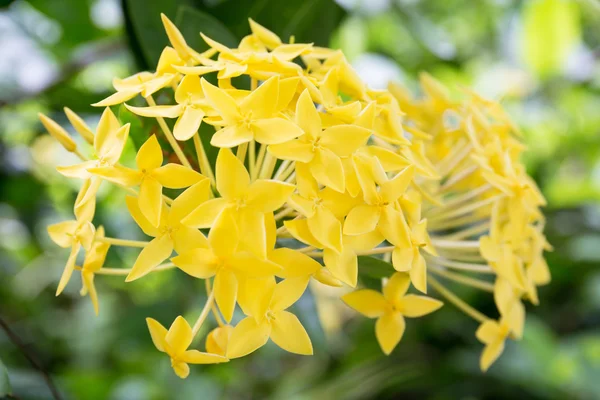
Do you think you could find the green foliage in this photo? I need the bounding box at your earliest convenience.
[0,358,11,398]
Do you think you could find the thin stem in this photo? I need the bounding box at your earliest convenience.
[193,133,215,184]
[74,149,88,162]
[274,207,295,220]
[254,143,267,180]
[0,317,63,400]
[237,142,248,161]
[426,256,493,274]
[429,266,494,292]
[273,160,291,180]
[192,289,215,337]
[431,239,481,250]
[248,140,256,181]
[428,196,500,222]
[205,279,224,327]
[145,96,191,168]
[96,263,175,275]
[428,276,488,324]
[98,237,148,248]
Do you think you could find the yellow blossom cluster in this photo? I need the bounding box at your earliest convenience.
[40,15,549,378]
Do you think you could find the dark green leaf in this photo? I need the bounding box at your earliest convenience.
[175,5,238,51]
[357,256,395,279]
[122,0,192,68]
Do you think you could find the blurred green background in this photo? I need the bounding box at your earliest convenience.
[1,0,600,399]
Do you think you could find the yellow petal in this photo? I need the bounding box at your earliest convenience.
[126,235,174,282]
[125,195,160,237]
[172,248,219,278]
[168,180,211,224]
[284,218,323,249]
[343,205,380,236]
[380,166,415,203]
[226,316,271,359]
[200,32,233,54]
[174,107,205,141]
[216,148,250,199]
[295,89,321,140]
[310,147,345,193]
[38,113,76,152]
[391,247,414,272]
[382,272,411,304]
[378,207,411,247]
[56,161,95,179]
[375,312,405,355]
[92,89,138,107]
[323,247,357,287]
[173,226,209,254]
[171,360,190,379]
[270,311,313,355]
[267,141,314,163]
[307,206,342,254]
[124,104,183,118]
[146,317,168,352]
[228,253,282,277]
[209,210,239,259]
[270,248,320,278]
[139,179,163,228]
[341,289,387,318]
[64,107,94,144]
[181,350,228,364]
[136,135,163,171]
[400,294,443,317]
[409,253,428,294]
[248,18,282,49]
[252,118,304,145]
[214,269,238,323]
[206,325,233,356]
[166,316,194,356]
[276,77,299,112]
[211,125,253,148]
[182,198,228,228]
[246,179,294,213]
[236,208,267,259]
[475,320,502,344]
[160,13,191,60]
[240,75,278,119]
[94,107,121,155]
[153,163,204,189]
[313,267,343,287]
[200,78,241,124]
[237,277,275,317]
[320,125,371,157]
[81,271,99,315]
[56,244,80,296]
[88,165,141,187]
[270,277,309,312]
[480,340,505,372]
[48,221,78,248]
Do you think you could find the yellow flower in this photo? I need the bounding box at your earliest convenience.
[270,247,342,288]
[268,89,371,192]
[90,134,204,227]
[343,157,415,247]
[56,108,130,208]
[125,180,211,282]
[125,75,210,141]
[227,277,313,358]
[38,113,77,152]
[200,76,304,147]
[183,148,294,259]
[172,209,281,322]
[475,317,512,372]
[47,179,96,296]
[146,316,228,379]
[78,226,110,315]
[342,272,442,354]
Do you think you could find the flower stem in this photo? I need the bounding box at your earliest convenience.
[145,96,191,168]
[98,237,148,248]
[428,275,488,324]
[429,266,494,292]
[193,133,215,184]
[96,262,175,275]
[192,288,215,337]
[205,278,224,327]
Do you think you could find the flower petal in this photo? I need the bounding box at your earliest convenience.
[270,311,313,355]
[320,125,371,157]
[153,163,204,189]
[341,289,387,318]
[139,178,163,228]
[375,312,405,355]
[323,247,357,287]
[166,316,193,356]
[211,125,253,148]
[295,89,321,140]
[226,317,271,359]
[246,179,295,213]
[380,166,415,203]
[270,248,320,278]
[182,198,228,229]
[200,78,241,124]
[56,244,80,296]
[480,339,505,372]
[307,206,342,254]
[270,277,309,312]
[267,141,314,163]
[171,248,219,278]
[173,226,209,254]
[241,75,278,119]
[310,147,345,193]
[126,235,174,282]
[88,165,141,187]
[399,294,443,317]
[146,317,168,352]
[136,135,163,171]
[181,350,229,364]
[125,104,183,118]
[125,195,160,237]
[174,107,205,141]
[252,118,304,145]
[216,148,250,199]
[48,221,78,248]
[343,205,380,236]
[209,210,239,259]
[214,269,238,323]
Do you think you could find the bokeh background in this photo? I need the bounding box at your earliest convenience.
[1,0,600,399]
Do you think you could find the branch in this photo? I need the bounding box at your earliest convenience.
[0,316,63,400]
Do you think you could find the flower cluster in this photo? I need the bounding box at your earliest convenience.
[40,15,549,377]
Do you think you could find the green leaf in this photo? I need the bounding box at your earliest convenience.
[357,256,395,279]
[122,0,192,68]
[175,5,238,51]
[0,358,11,397]
[522,0,581,78]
